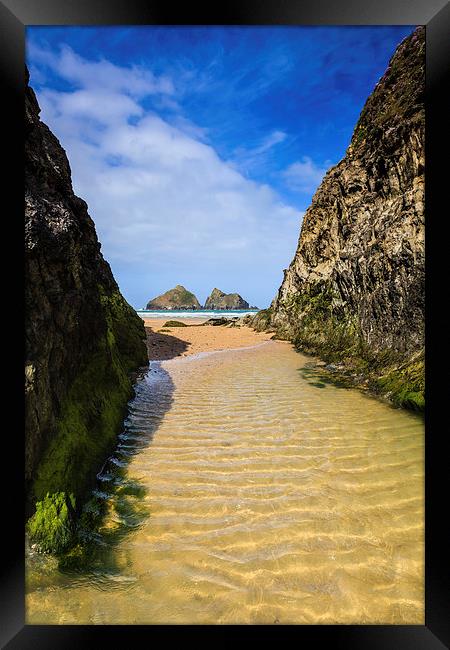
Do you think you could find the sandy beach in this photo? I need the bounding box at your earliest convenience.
[142,317,274,360]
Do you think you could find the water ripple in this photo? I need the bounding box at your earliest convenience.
[26,341,424,625]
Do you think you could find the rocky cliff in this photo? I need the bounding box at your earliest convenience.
[25,68,149,551]
[146,285,201,310]
[204,288,250,310]
[258,27,425,410]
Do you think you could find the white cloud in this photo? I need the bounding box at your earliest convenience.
[28,42,174,97]
[231,130,288,176]
[282,156,330,193]
[41,88,144,124]
[29,44,302,307]
[254,130,287,154]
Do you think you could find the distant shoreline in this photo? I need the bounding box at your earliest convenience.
[136,308,260,312]
[136,308,260,320]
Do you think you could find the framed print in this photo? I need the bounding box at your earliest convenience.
[1,0,448,646]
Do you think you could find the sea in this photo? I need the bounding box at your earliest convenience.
[135,308,260,319]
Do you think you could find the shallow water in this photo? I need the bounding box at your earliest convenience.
[26,341,424,624]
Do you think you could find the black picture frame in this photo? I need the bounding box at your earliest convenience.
[2,0,449,647]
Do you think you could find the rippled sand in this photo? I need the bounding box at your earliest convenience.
[26,341,424,624]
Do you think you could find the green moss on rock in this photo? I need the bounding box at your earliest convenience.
[29,287,148,553]
[163,320,188,327]
[32,347,131,504]
[277,286,362,363]
[27,492,76,554]
[271,288,424,412]
[374,353,424,411]
[251,308,273,332]
[99,287,149,373]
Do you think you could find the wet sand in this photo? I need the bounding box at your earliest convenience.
[142,317,274,361]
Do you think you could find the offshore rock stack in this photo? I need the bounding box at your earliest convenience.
[146,285,202,310]
[204,288,250,310]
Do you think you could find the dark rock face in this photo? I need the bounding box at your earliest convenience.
[268,28,425,410]
[25,68,148,549]
[204,288,250,310]
[146,285,201,310]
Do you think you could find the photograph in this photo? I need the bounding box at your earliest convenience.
[23,23,427,626]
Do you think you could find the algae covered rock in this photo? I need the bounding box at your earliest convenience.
[251,308,274,333]
[146,285,201,310]
[25,67,148,552]
[204,288,250,310]
[269,28,425,410]
[163,320,188,327]
[27,492,76,554]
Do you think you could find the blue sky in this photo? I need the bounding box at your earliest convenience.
[26,26,414,309]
